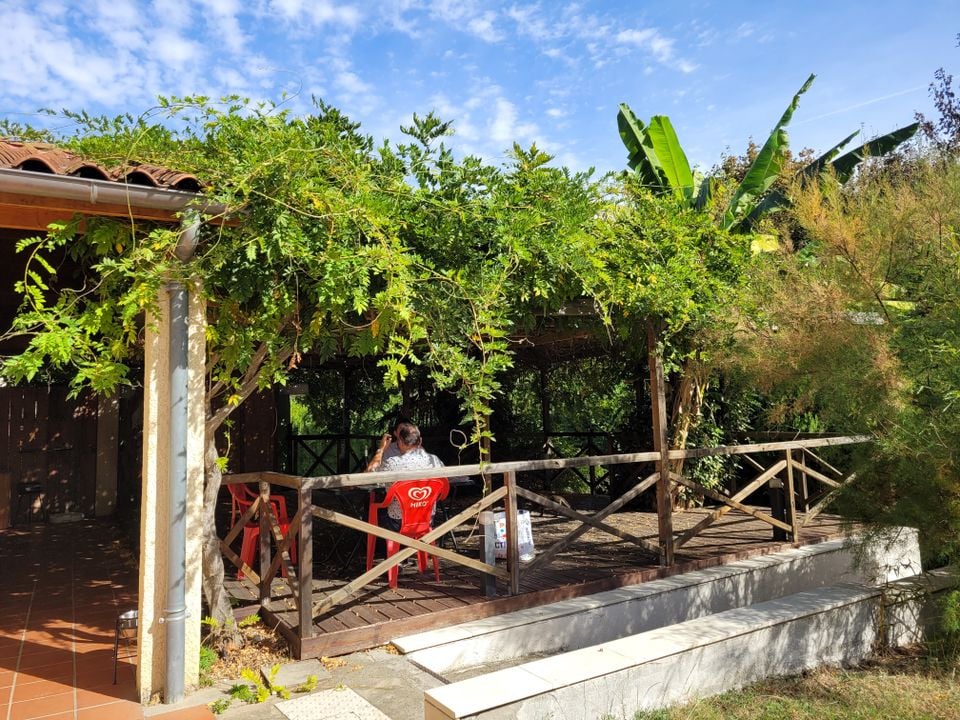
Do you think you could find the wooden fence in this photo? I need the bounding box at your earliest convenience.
[221,434,866,656]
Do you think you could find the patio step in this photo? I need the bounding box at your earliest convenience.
[423,582,885,719]
[394,531,920,680]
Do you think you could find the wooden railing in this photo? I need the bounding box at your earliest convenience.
[221,434,867,653]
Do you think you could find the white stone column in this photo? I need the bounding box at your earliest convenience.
[137,286,206,702]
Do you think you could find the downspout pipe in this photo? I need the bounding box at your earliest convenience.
[164,217,200,704]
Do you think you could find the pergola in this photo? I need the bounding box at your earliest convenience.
[0,139,868,701]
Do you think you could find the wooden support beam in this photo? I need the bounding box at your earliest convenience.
[516,485,662,556]
[523,471,661,572]
[785,449,800,543]
[670,473,793,533]
[647,320,674,567]
[298,484,314,644]
[801,447,844,477]
[789,458,840,488]
[675,460,787,548]
[505,471,521,596]
[802,472,856,526]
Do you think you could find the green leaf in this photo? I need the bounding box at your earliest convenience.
[645,116,694,200]
[800,130,860,180]
[617,103,665,191]
[830,122,920,183]
[692,175,714,211]
[723,73,815,229]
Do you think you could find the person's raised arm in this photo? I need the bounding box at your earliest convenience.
[365,433,392,472]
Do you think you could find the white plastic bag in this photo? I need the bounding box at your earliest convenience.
[493,509,535,562]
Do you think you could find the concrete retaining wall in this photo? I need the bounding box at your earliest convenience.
[400,530,920,678]
[424,584,883,720]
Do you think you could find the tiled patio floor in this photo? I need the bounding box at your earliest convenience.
[0,520,215,720]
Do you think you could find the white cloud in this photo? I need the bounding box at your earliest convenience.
[616,26,697,73]
[506,3,557,42]
[199,0,248,55]
[152,0,192,28]
[154,29,204,66]
[490,97,538,144]
[268,0,361,28]
[546,107,566,118]
[428,0,503,42]
[467,11,502,42]
[336,69,372,96]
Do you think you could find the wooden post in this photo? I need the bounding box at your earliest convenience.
[259,480,271,605]
[799,451,809,512]
[479,510,497,597]
[646,320,674,567]
[785,449,800,544]
[298,482,314,649]
[504,471,521,595]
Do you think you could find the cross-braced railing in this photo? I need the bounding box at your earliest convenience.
[220,434,867,656]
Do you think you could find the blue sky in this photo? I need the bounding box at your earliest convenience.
[0,0,956,173]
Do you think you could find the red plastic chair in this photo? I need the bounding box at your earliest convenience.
[229,483,289,526]
[366,478,449,588]
[227,484,295,580]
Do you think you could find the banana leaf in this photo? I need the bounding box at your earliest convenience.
[731,189,788,233]
[800,130,859,180]
[831,122,919,182]
[646,115,695,200]
[617,103,667,192]
[723,73,815,230]
[693,175,714,211]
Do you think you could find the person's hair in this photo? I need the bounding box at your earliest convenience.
[395,422,421,447]
[391,416,413,434]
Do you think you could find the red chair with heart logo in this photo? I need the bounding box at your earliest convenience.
[366,478,450,588]
[226,484,296,581]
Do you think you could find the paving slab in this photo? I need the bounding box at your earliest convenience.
[261,659,328,690]
[277,688,392,720]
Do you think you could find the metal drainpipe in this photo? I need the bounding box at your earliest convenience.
[163,218,199,704]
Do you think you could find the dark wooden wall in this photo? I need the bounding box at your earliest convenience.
[0,385,99,520]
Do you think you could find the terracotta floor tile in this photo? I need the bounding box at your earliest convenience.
[0,669,15,688]
[14,659,74,681]
[149,705,216,719]
[0,684,11,705]
[17,649,72,670]
[77,684,138,707]
[11,678,73,702]
[76,661,117,680]
[76,699,144,719]
[16,661,75,685]
[7,690,76,720]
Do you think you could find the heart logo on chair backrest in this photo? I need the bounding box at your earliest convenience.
[408,486,433,502]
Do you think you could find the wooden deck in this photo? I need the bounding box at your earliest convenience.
[226,506,849,659]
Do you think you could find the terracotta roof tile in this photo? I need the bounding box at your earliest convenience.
[0,139,202,191]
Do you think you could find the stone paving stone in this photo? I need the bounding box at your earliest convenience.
[260,659,328,690]
[276,688,391,720]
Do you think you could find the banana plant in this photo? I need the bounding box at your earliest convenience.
[618,73,919,232]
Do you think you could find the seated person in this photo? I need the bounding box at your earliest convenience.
[364,417,410,472]
[368,421,444,531]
